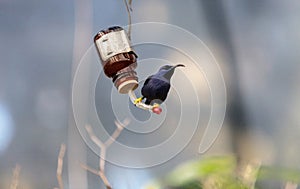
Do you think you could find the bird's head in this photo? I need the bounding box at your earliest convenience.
[157,64,185,80]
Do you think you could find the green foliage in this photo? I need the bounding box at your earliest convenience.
[145,156,249,189]
[258,166,300,183]
[165,156,236,184]
[145,156,300,189]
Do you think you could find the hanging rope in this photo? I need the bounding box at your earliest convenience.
[123,0,132,40]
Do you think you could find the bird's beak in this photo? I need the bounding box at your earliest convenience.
[169,64,185,71]
[168,64,185,72]
[175,64,185,68]
[163,64,185,80]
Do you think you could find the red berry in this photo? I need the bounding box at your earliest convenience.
[152,107,162,114]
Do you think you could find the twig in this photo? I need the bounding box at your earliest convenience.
[123,0,132,40]
[56,143,66,189]
[82,119,129,189]
[10,164,21,189]
[104,120,127,147]
[85,125,105,148]
[80,163,100,176]
[100,150,106,173]
[80,163,112,189]
[128,0,133,11]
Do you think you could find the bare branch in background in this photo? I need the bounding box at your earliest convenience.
[123,0,132,40]
[104,120,128,147]
[128,0,133,11]
[56,144,66,189]
[10,164,21,189]
[81,119,129,189]
[85,125,105,148]
[80,163,112,189]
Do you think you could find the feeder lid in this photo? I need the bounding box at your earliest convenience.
[117,79,138,94]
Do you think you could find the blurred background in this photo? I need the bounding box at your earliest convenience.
[1,0,300,188]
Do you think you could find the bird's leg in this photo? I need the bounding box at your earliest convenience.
[134,96,144,104]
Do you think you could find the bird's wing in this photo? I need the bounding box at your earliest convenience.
[142,77,171,104]
[141,76,153,98]
[155,81,170,102]
[143,75,153,87]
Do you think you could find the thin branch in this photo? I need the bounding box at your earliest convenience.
[80,163,112,189]
[104,120,127,147]
[123,0,132,40]
[56,143,66,189]
[100,150,106,173]
[85,125,105,148]
[128,0,133,11]
[84,125,112,188]
[10,164,21,189]
[99,172,112,189]
[80,163,100,177]
[82,119,129,189]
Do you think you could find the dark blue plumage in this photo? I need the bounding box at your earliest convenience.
[141,64,185,105]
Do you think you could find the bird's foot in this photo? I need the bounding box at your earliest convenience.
[134,97,143,105]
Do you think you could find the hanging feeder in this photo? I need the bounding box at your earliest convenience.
[94,26,162,114]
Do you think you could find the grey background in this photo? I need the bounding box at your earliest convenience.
[1,0,300,188]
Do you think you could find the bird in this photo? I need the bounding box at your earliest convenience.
[134,64,185,105]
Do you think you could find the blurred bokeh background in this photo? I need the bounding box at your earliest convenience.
[1,0,300,188]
